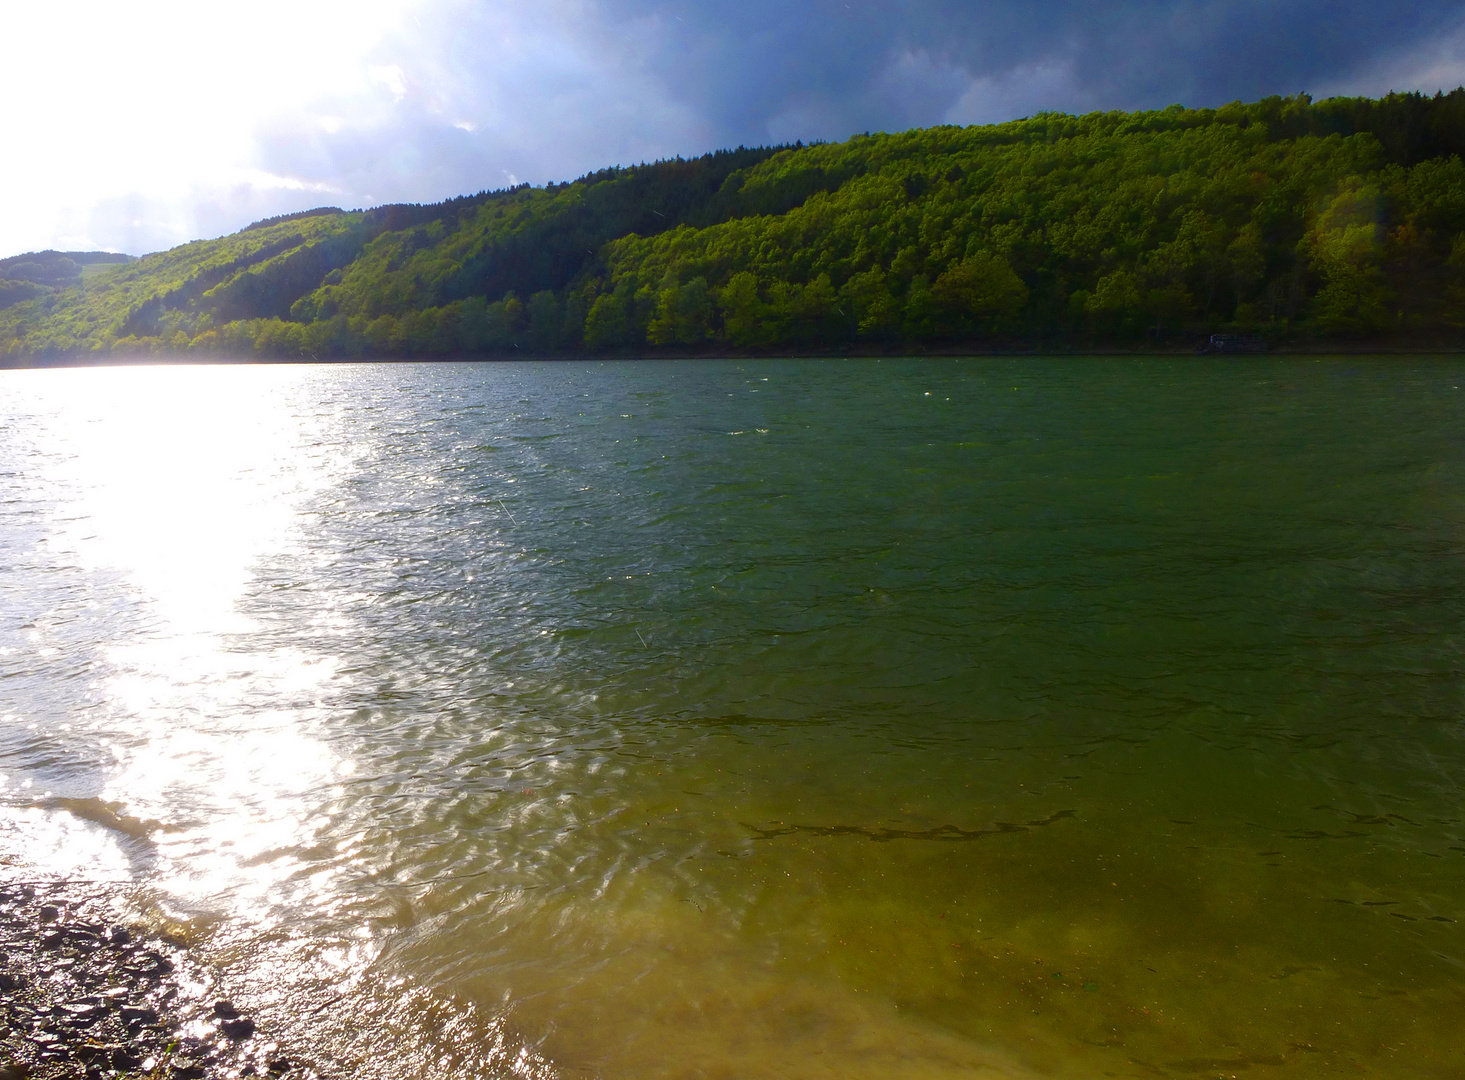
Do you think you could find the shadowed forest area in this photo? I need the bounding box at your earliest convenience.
[7,91,1465,361]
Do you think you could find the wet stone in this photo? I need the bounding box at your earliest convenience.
[220,1017,255,1040]
[111,1049,142,1070]
[127,953,173,977]
[0,880,323,1080]
[54,1004,105,1025]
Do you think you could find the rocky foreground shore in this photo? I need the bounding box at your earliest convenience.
[0,878,321,1080]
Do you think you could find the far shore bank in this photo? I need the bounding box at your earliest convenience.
[6,341,1465,371]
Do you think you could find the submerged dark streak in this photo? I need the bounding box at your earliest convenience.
[743,808,1076,842]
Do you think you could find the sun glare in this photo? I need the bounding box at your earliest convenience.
[8,365,359,924]
[0,0,430,253]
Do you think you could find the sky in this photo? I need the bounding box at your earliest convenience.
[6,0,1465,259]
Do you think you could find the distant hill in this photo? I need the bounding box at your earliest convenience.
[0,250,131,293]
[0,251,134,312]
[7,91,1465,362]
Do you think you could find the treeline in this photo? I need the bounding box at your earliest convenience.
[7,92,1465,361]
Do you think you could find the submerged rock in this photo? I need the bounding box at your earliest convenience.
[221,1017,256,1040]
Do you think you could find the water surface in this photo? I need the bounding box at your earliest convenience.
[1,357,1463,1079]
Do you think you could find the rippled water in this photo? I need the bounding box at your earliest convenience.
[2,357,1463,1079]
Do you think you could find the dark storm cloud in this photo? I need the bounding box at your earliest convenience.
[245,0,1465,223]
[597,0,1465,143]
[33,0,1465,257]
[244,0,1465,234]
[242,0,1464,218]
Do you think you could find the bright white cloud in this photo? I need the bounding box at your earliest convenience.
[369,64,410,102]
[249,0,706,210]
[0,0,707,256]
[1,0,431,255]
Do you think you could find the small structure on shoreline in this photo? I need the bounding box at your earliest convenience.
[1200,333,1268,353]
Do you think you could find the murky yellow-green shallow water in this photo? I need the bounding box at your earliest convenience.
[2,357,1462,1079]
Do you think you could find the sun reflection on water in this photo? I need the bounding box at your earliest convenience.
[49,365,317,633]
[4,364,353,924]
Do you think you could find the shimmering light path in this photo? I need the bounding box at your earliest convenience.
[2,358,1463,1079]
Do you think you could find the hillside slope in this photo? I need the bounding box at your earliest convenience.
[6,92,1465,361]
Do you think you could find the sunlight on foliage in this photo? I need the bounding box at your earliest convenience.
[7,92,1465,360]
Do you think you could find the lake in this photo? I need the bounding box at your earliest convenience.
[1,357,1462,1079]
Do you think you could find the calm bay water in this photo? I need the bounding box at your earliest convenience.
[1,357,1463,1079]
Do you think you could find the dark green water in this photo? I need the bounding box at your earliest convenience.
[1,357,1462,1078]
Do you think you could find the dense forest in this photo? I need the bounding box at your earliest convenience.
[7,91,1465,361]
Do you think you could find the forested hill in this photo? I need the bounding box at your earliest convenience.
[8,91,1465,362]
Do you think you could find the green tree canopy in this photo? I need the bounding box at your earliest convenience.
[10,91,1465,362]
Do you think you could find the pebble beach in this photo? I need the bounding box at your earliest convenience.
[0,875,319,1080]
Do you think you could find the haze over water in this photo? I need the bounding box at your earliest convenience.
[1,357,1463,1079]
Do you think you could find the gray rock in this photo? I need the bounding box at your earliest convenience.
[55,1003,106,1025]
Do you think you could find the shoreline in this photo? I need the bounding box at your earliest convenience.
[5,343,1465,371]
[0,872,322,1080]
